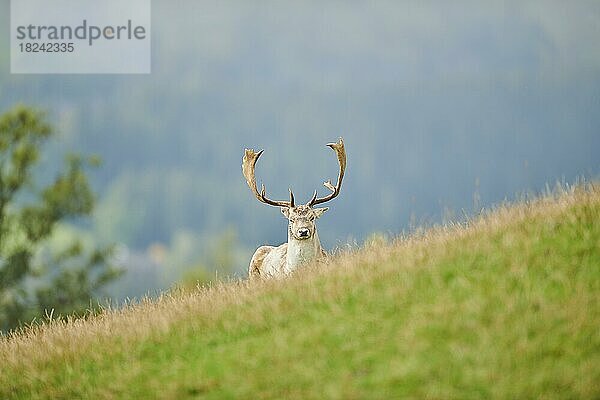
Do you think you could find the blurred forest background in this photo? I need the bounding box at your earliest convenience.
[0,2,599,309]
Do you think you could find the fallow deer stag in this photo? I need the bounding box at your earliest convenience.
[242,138,346,278]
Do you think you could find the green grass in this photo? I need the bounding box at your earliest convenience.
[1,184,599,399]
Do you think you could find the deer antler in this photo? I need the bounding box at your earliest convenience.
[308,137,346,206]
[242,148,295,208]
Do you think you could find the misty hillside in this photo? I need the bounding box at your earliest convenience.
[1,184,598,399]
[1,2,598,298]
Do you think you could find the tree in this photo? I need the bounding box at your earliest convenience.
[0,105,121,332]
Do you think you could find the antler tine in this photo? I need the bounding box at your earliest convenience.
[307,190,317,206]
[309,137,346,206]
[242,148,294,208]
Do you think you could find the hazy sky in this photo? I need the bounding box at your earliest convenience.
[1,1,598,249]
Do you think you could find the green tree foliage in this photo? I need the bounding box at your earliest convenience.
[0,105,121,332]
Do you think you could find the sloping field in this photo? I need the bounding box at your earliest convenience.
[1,184,599,399]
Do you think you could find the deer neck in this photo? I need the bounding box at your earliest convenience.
[285,229,322,273]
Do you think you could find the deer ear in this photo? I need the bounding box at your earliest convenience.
[281,207,290,218]
[313,207,328,219]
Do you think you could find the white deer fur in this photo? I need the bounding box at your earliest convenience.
[242,138,345,279]
[249,205,327,278]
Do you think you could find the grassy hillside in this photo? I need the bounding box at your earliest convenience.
[1,184,599,399]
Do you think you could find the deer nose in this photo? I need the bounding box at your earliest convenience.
[297,228,310,238]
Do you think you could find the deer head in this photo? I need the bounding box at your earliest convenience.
[242,138,346,240]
